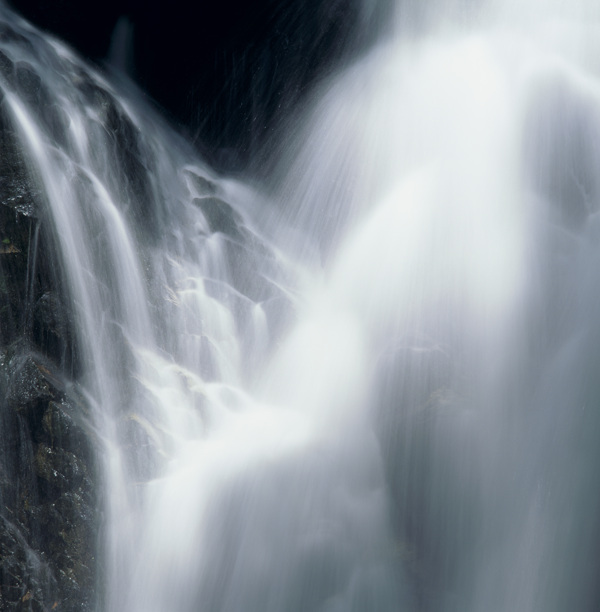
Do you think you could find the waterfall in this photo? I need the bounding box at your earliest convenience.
[1,1,600,611]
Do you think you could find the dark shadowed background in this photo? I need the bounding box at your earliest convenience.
[7,0,387,171]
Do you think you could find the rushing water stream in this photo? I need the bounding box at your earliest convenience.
[1,0,600,610]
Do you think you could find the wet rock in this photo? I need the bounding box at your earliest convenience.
[6,350,56,408]
[34,488,97,608]
[74,73,113,115]
[0,125,40,220]
[41,400,94,464]
[0,350,99,611]
[103,100,157,232]
[0,101,43,346]
[183,168,217,196]
[35,444,88,492]
[14,60,68,150]
[15,62,42,105]
[0,26,103,612]
[226,234,282,303]
[32,291,73,366]
[118,412,163,482]
[0,517,56,611]
[0,49,14,80]
[0,101,74,365]
[0,23,34,50]
[191,196,285,303]
[195,196,243,238]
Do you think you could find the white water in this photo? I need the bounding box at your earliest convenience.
[2,1,600,610]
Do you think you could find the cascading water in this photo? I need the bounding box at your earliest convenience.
[1,0,600,610]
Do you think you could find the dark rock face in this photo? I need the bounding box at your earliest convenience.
[0,346,99,611]
[0,8,295,609]
[0,38,99,610]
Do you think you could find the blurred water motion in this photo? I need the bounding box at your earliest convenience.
[2,0,600,610]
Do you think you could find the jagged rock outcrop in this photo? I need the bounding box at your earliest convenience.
[0,27,99,610]
[0,346,98,611]
[0,10,292,610]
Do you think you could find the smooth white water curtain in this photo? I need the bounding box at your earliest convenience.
[1,0,600,610]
